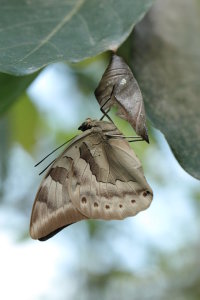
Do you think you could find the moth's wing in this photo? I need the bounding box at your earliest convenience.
[69,135,153,220]
[30,127,153,240]
[30,131,93,240]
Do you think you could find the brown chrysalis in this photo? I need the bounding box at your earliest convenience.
[95,54,149,143]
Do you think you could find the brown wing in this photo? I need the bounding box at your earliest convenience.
[29,130,94,240]
[30,120,153,240]
[69,134,153,220]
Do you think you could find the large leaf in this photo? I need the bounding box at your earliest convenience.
[0,0,154,75]
[131,0,200,180]
[0,72,37,115]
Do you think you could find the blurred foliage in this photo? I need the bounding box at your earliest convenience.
[0,72,38,115]
[131,0,200,180]
[8,94,41,151]
[0,1,200,300]
[0,117,10,201]
[0,0,199,180]
[69,52,110,96]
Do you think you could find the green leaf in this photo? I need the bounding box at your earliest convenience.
[9,94,40,151]
[0,0,154,75]
[131,0,200,180]
[0,72,37,115]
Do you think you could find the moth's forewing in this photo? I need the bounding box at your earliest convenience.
[30,131,93,240]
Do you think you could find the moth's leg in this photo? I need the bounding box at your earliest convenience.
[100,107,110,120]
[99,85,116,124]
[128,138,144,143]
[105,134,144,143]
[105,134,143,141]
[100,99,113,123]
[117,135,144,142]
[123,136,144,142]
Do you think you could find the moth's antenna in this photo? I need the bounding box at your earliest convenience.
[35,135,77,167]
[39,159,56,175]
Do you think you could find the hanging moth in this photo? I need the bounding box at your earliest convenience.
[30,119,153,241]
[95,54,149,143]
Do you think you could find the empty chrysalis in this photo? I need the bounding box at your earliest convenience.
[95,54,149,143]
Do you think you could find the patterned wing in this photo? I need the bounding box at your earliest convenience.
[30,120,153,241]
[69,135,153,220]
[30,131,94,240]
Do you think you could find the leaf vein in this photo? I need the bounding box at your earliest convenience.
[19,0,85,62]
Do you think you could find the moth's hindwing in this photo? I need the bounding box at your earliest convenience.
[69,133,153,220]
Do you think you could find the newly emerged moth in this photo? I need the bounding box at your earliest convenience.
[95,54,149,142]
[30,119,153,241]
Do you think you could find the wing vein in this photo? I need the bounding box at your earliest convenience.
[105,143,137,193]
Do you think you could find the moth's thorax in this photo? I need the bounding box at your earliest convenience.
[78,119,121,136]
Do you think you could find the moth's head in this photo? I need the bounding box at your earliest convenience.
[78,118,94,131]
[78,118,119,134]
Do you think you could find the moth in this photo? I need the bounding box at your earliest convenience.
[95,54,149,142]
[30,118,153,241]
